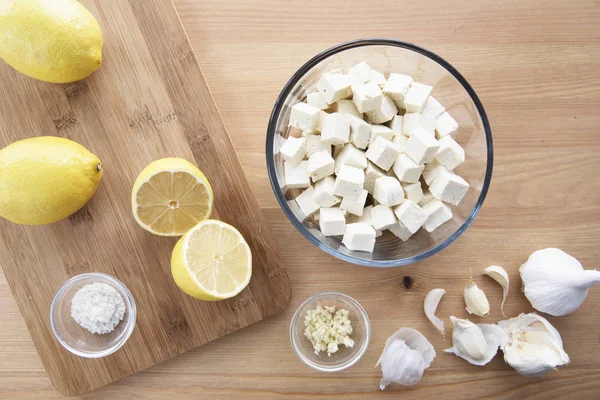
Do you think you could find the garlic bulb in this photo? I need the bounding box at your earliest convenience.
[482,265,510,317]
[521,248,600,316]
[498,313,570,377]
[445,316,505,366]
[424,288,446,339]
[376,328,436,389]
[464,269,490,317]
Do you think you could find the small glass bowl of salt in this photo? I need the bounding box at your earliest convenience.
[50,272,136,358]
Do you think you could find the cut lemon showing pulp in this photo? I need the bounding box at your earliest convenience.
[171,220,252,301]
[132,158,213,236]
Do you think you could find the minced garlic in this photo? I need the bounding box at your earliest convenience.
[304,305,354,356]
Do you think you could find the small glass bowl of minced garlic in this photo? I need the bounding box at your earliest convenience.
[289,292,370,372]
[50,272,136,358]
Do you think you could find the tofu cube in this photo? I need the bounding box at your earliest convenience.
[306,92,330,110]
[340,189,368,216]
[389,222,414,241]
[403,113,436,137]
[435,135,465,170]
[316,73,351,104]
[364,161,387,194]
[351,81,383,113]
[404,82,433,113]
[392,135,408,152]
[333,165,365,198]
[373,176,405,207]
[422,159,444,185]
[289,102,321,133]
[342,223,376,252]
[402,181,424,203]
[365,136,400,171]
[357,205,374,225]
[435,111,458,139]
[387,115,403,134]
[280,136,306,166]
[321,113,350,145]
[428,168,470,206]
[305,134,332,157]
[334,143,367,173]
[346,114,372,149]
[382,73,413,109]
[392,154,425,183]
[284,160,310,189]
[307,150,335,182]
[313,176,340,207]
[369,124,395,144]
[421,96,445,118]
[365,94,398,124]
[418,189,435,207]
[333,99,362,119]
[422,199,453,232]
[371,204,397,231]
[295,187,320,217]
[348,61,374,85]
[319,207,346,236]
[393,200,427,233]
[369,70,387,87]
[405,128,440,165]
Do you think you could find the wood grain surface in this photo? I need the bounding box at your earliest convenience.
[1,0,600,398]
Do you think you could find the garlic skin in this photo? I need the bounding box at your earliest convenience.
[498,313,569,377]
[521,248,600,316]
[424,288,446,339]
[464,269,490,317]
[445,316,506,366]
[482,265,510,317]
[376,328,436,389]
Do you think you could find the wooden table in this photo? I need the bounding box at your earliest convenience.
[1,0,599,398]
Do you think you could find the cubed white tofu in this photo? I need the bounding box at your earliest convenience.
[313,176,340,207]
[319,207,346,236]
[393,200,427,233]
[369,124,395,144]
[289,102,321,133]
[373,176,404,207]
[305,134,332,157]
[402,181,424,203]
[333,99,362,119]
[371,204,397,231]
[346,114,372,150]
[364,161,387,194]
[418,189,435,207]
[340,189,368,216]
[422,159,444,185]
[284,160,310,189]
[334,143,367,173]
[306,92,330,110]
[435,135,465,170]
[307,151,335,182]
[387,115,404,134]
[316,73,351,104]
[392,135,408,152]
[422,199,453,232]
[365,94,398,124]
[403,113,436,137]
[382,73,413,109]
[313,111,328,134]
[389,222,413,241]
[421,96,445,118]
[333,165,364,198]
[280,136,306,166]
[295,186,320,217]
[351,81,383,113]
[348,61,374,85]
[392,154,425,183]
[405,128,440,165]
[321,113,350,146]
[342,223,376,252]
[435,111,458,139]
[428,168,470,206]
[365,136,400,171]
[369,70,387,88]
[404,82,433,113]
[357,205,374,225]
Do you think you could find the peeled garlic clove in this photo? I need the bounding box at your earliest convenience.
[520,248,600,316]
[424,288,446,339]
[464,269,490,317]
[445,316,506,366]
[482,265,510,317]
[498,313,569,377]
[377,327,436,389]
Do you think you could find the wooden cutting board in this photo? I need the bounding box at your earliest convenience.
[0,0,291,396]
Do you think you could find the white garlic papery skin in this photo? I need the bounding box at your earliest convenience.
[424,288,447,339]
[482,265,510,317]
[520,248,600,316]
[464,269,490,317]
[377,327,436,389]
[445,316,506,366]
[498,313,569,377]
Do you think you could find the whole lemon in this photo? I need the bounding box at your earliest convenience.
[0,0,103,83]
[0,136,103,225]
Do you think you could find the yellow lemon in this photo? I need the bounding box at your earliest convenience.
[0,136,103,225]
[131,158,213,237]
[0,0,103,83]
[171,220,252,301]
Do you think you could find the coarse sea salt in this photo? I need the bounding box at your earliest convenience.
[71,282,126,335]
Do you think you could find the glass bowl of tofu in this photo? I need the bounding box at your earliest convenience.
[266,39,492,267]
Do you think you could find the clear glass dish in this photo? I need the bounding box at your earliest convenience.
[266,39,493,267]
[289,292,370,372]
[50,272,136,358]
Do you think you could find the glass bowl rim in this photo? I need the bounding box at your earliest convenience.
[289,291,371,372]
[266,38,493,267]
[50,272,137,358]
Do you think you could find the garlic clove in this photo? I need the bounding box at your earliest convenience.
[445,316,506,366]
[423,288,447,340]
[520,248,600,316]
[464,269,490,317]
[482,265,510,317]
